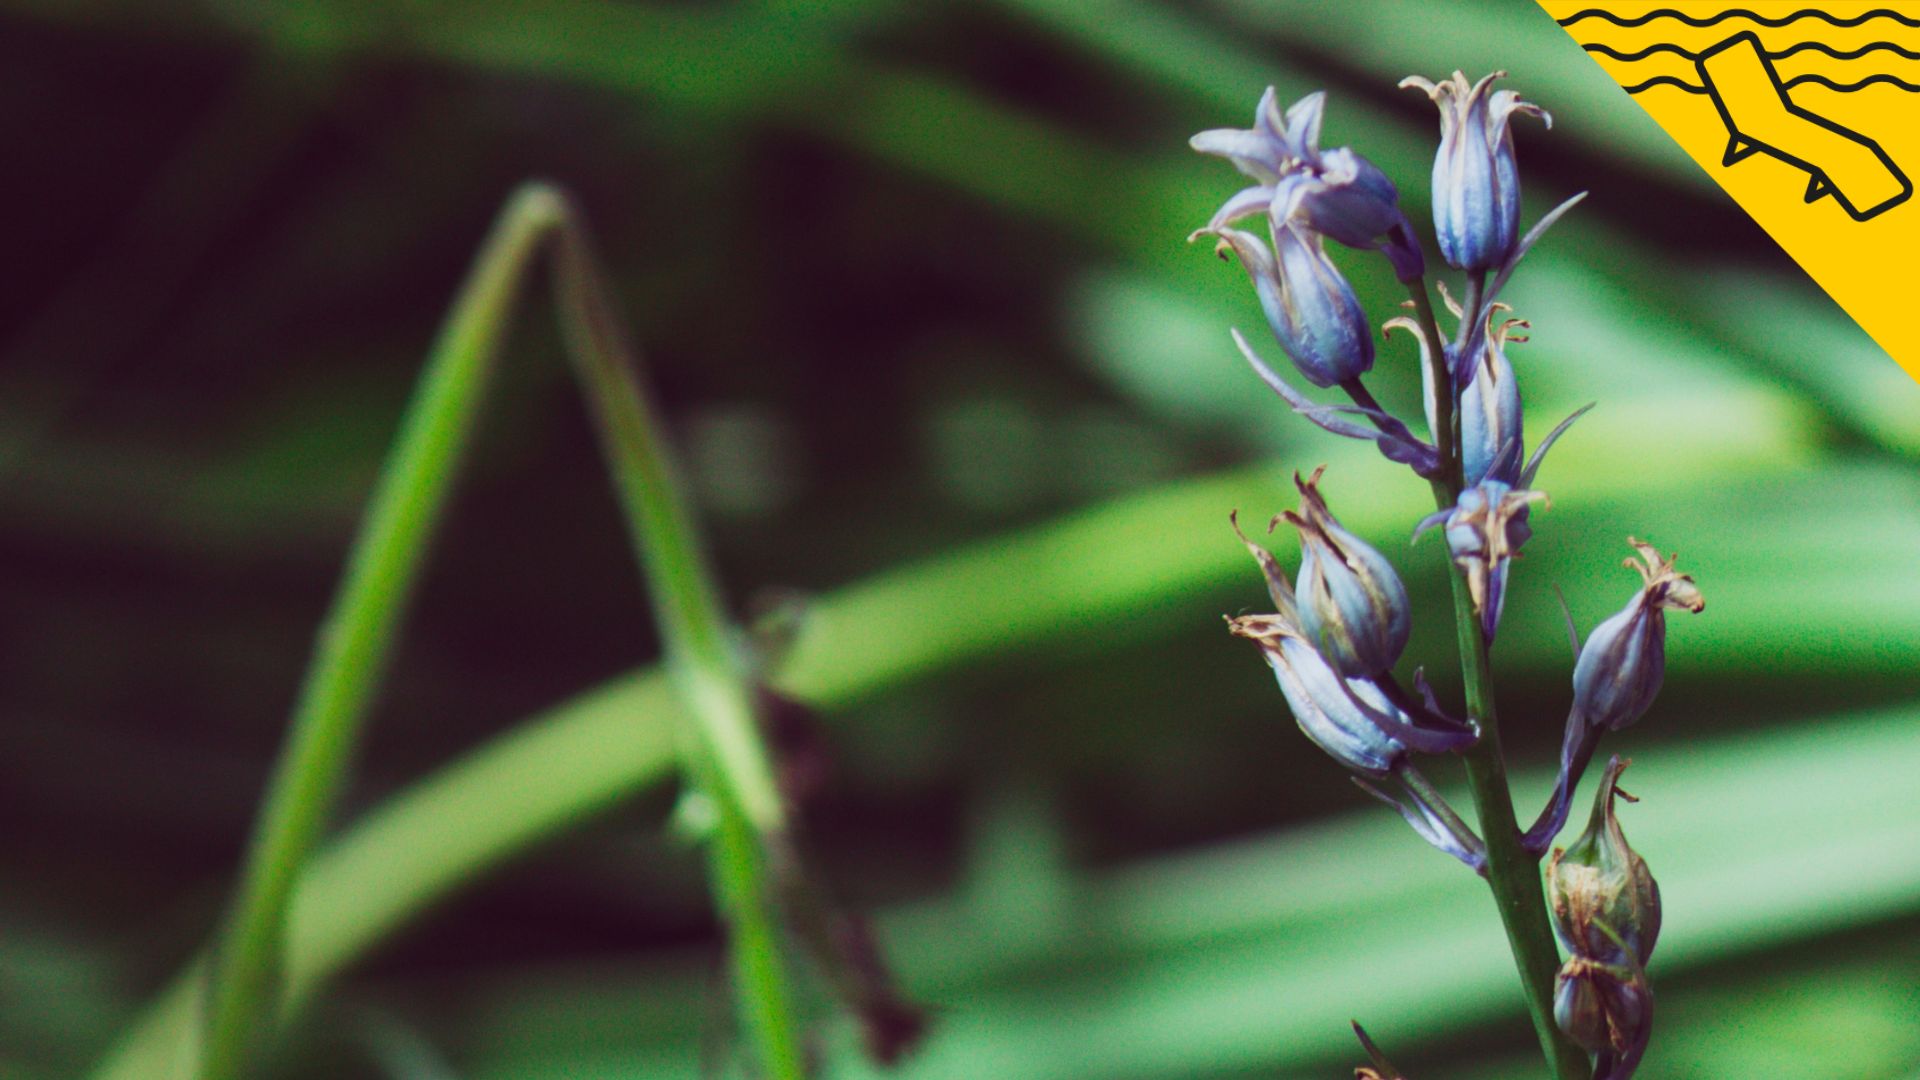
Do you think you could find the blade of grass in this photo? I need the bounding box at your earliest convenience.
[196,184,562,1080]
[194,184,800,1080]
[540,192,801,1080]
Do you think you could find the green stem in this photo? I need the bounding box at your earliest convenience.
[1452,599,1590,1080]
[1405,276,1591,1080]
[198,187,558,1080]
[543,203,803,1079]
[545,209,785,832]
[196,183,802,1080]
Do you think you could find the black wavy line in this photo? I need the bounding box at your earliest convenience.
[1770,41,1920,61]
[1585,43,1700,60]
[1585,41,1920,62]
[1559,7,1920,28]
[1782,72,1920,91]
[1621,76,1709,94]
[1621,72,1920,94]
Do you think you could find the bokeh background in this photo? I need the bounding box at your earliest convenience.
[4,2,1919,1078]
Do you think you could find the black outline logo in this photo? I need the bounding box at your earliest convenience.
[1559,8,1915,221]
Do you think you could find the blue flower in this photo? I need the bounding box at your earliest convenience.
[1572,540,1705,732]
[1226,512,1408,777]
[1234,617,1410,778]
[1400,71,1549,273]
[1387,290,1545,487]
[1193,87,1424,281]
[1284,468,1411,678]
[1198,221,1374,388]
[1461,308,1528,486]
[1229,510,1480,862]
[1416,480,1545,643]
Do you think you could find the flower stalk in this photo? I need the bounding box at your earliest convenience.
[1436,460,1595,1080]
[1411,265,1592,1079]
[1197,77,1691,1080]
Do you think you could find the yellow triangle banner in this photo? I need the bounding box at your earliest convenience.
[1541,1,1920,379]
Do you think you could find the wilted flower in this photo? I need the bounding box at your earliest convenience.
[1192,88,1424,280]
[1400,71,1549,273]
[1285,468,1411,677]
[1549,756,1661,966]
[1416,480,1545,643]
[1572,540,1704,732]
[1198,221,1374,389]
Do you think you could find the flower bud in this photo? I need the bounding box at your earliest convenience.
[1285,467,1411,677]
[1572,540,1705,732]
[1400,71,1549,273]
[1417,480,1544,643]
[1461,310,1527,487]
[1199,222,1374,388]
[1549,756,1661,966]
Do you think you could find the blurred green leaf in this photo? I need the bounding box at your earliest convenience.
[94,441,1920,1075]
[451,703,1920,1079]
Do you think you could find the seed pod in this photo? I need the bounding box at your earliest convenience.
[1554,954,1653,1079]
[1550,756,1661,966]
